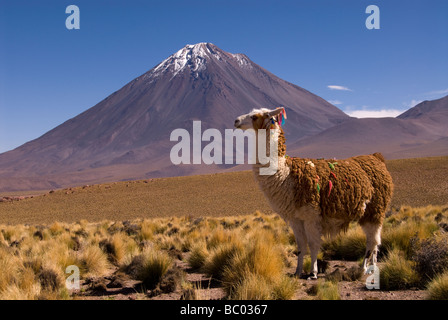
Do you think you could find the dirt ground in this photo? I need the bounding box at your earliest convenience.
[72,254,427,301]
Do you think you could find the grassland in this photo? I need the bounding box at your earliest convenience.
[0,156,447,300]
[1,156,448,225]
[0,206,447,300]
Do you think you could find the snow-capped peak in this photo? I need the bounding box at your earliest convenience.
[150,43,216,78]
[171,43,212,76]
[180,43,212,58]
[147,43,252,80]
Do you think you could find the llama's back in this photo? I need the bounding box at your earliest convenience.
[288,157,374,222]
[281,152,393,232]
[288,153,392,224]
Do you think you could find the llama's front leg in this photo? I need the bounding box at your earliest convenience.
[362,248,378,273]
[290,220,307,277]
[362,244,379,273]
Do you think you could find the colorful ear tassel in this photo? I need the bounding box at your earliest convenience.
[276,107,287,127]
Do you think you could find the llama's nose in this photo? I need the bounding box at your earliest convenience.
[234,119,240,128]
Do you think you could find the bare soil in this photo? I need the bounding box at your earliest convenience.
[72,255,427,301]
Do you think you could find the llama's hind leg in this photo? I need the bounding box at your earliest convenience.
[304,220,322,280]
[361,222,382,273]
[289,220,307,277]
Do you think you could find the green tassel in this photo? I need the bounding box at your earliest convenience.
[328,162,338,170]
[317,183,320,193]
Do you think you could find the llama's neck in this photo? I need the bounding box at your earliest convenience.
[252,126,290,182]
[252,126,294,218]
[277,127,287,158]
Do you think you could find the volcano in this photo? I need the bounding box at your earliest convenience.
[0,43,349,192]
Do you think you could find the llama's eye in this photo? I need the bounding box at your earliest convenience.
[251,115,258,121]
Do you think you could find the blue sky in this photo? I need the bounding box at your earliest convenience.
[0,0,447,153]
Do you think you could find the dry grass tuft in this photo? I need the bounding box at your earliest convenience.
[380,248,420,290]
[412,233,448,283]
[321,225,366,261]
[187,242,209,270]
[308,280,340,300]
[204,240,245,280]
[426,271,448,300]
[131,248,172,290]
[79,245,110,277]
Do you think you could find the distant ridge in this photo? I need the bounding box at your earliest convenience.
[289,96,448,160]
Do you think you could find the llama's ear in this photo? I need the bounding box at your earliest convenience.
[268,107,284,117]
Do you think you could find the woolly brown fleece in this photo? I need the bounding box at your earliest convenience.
[279,128,393,228]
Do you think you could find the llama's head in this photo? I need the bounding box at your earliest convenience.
[234,107,286,131]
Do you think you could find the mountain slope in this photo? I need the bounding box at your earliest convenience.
[289,96,448,160]
[397,95,448,136]
[0,43,348,192]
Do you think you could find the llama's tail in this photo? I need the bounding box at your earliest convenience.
[372,152,386,163]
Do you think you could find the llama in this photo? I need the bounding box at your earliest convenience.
[234,107,393,279]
